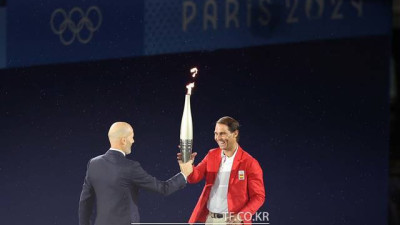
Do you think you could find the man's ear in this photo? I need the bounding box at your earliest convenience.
[234,130,239,138]
[121,137,127,146]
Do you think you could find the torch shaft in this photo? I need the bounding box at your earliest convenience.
[180,139,193,163]
[180,94,193,163]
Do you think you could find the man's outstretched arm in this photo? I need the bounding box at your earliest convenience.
[127,159,193,196]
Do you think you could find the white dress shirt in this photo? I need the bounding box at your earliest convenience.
[109,148,126,156]
[207,146,238,213]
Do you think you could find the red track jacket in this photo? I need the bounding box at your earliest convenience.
[187,146,265,224]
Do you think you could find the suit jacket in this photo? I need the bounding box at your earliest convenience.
[79,150,186,225]
[187,146,265,224]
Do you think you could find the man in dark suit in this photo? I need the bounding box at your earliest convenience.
[79,122,193,225]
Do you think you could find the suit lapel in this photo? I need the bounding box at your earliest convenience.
[209,148,222,184]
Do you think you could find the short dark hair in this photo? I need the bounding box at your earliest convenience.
[216,116,240,142]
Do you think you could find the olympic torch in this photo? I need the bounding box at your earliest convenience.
[180,81,195,163]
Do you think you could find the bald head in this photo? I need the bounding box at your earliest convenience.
[108,122,132,141]
[108,122,135,154]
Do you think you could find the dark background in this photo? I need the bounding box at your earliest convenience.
[0,35,390,225]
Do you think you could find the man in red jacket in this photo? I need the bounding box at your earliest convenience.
[180,116,265,224]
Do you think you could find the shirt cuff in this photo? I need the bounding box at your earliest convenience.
[180,172,187,182]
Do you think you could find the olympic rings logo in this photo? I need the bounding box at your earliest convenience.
[50,6,102,45]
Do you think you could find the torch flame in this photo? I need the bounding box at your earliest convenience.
[190,67,198,78]
[186,82,195,95]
